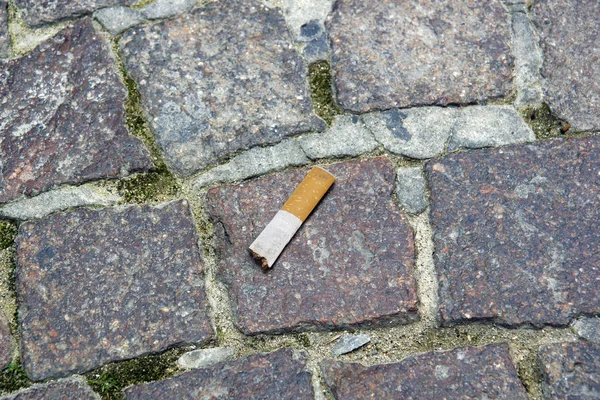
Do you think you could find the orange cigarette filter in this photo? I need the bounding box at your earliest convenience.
[249,167,335,269]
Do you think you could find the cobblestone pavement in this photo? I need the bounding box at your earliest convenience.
[0,0,598,398]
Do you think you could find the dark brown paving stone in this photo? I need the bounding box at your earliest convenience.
[533,0,600,131]
[14,0,136,27]
[16,200,213,381]
[321,343,528,399]
[206,157,418,334]
[0,19,153,205]
[0,311,12,369]
[0,376,99,399]
[538,341,600,399]
[0,0,8,58]
[120,0,324,176]
[327,0,513,112]
[123,348,313,399]
[427,136,600,327]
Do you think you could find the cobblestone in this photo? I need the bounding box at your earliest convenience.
[93,6,145,36]
[428,136,600,326]
[0,1,8,58]
[14,0,136,27]
[16,200,213,381]
[124,349,314,399]
[177,347,234,370]
[0,311,12,370]
[0,376,99,399]
[321,343,527,399]
[206,158,418,334]
[120,0,324,176]
[395,167,428,215]
[572,318,600,345]
[0,19,153,205]
[140,0,197,20]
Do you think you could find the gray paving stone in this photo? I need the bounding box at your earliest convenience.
[16,200,213,381]
[533,0,600,131]
[331,334,370,357]
[396,167,427,215]
[0,311,12,370]
[177,347,235,369]
[94,6,145,36]
[14,0,136,27]
[572,318,600,344]
[538,341,600,399]
[283,0,334,40]
[299,115,379,159]
[124,349,314,399]
[0,1,8,59]
[0,376,100,399]
[206,158,418,334]
[327,0,513,112]
[120,0,324,176]
[428,136,600,326]
[0,19,153,205]
[141,0,196,20]
[362,107,455,159]
[322,343,527,399]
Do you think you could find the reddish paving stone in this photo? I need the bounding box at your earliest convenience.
[14,0,136,27]
[0,19,153,205]
[427,136,600,327]
[0,376,99,399]
[123,349,313,399]
[538,341,600,399]
[0,311,12,369]
[206,157,418,334]
[16,200,213,381]
[120,0,324,176]
[533,0,600,131]
[321,343,527,399]
[0,1,8,58]
[327,0,513,112]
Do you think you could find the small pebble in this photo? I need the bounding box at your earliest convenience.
[332,334,371,357]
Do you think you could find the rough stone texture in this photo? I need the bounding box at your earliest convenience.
[0,311,12,369]
[0,185,121,221]
[327,0,513,112]
[572,318,600,345]
[322,343,527,399]
[0,1,8,59]
[362,107,455,159]
[396,167,427,215]
[533,0,600,131]
[177,347,235,369]
[538,341,600,399]
[0,376,100,399]
[94,6,145,36]
[206,157,418,334]
[0,19,153,205]
[124,349,314,399]
[428,136,600,326]
[141,0,196,20]
[283,0,334,40]
[120,0,324,176]
[14,0,137,27]
[299,115,379,159]
[331,334,370,357]
[16,200,213,381]
[447,106,535,151]
[192,140,308,189]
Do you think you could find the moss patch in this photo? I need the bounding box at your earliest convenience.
[0,221,18,333]
[0,360,32,395]
[520,103,571,140]
[116,172,180,204]
[0,222,17,251]
[308,61,341,125]
[515,350,543,399]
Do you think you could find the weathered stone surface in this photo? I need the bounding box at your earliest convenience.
[16,200,213,381]
[322,343,527,399]
[0,311,12,369]
[572,318,600,345]
[299,115,379,159]
[206,158,418,334]
[538,341,600,399]
[94,6,145,36]
[428,136,600,326]
[533,0,600,131]
[0,1,8,58]
[331,334,370,357]
[124,349,314,399]
[141,0,196,20]
[396,167,427,215]
[14,0,136,27]
[177,347,235,370]
[121,0,324,176]
[283,0,334,40]
[0,376,100,399]
[0,19,153,205]
[327,0,513,112]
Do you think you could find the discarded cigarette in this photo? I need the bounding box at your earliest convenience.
[249,166,335,269]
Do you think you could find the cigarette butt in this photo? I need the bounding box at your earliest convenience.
[249,166,335,269]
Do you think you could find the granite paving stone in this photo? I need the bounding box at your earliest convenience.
[396,167,428,215]
[538,341,600,399]
[206,157,418,334]
[16,200,213,381]
[124,349,314,399]
[427,136,600,326]
[327,0,513,112]
[321,343,528,399]
[14,0,136,27]
[572,318,600,344]
[120,0,325,176]
[177,347,235,370]
[533,0,600,131]
[0,0,8,59]
[94,6,145,36]
[140,0,197,20]
[0,19,153,205]
[0,376,100,399]
[0,311,12,369]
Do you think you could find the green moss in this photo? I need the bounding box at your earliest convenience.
[116,172,180,204]
[308,61,342,125]
[520,103,570,140]
[0,222,17,251]
[515,350,543,399]
[0,360,32,395]
[131,0,156,9]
